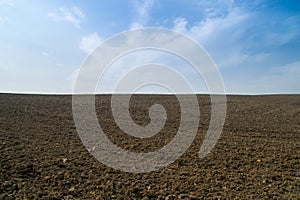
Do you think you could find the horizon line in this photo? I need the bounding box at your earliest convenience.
[0,91,299,96]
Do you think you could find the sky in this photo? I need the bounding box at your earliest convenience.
[0,0,299,94]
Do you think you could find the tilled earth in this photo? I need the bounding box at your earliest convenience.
[0,94,299,199]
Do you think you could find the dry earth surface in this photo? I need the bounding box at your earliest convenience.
[0,94,299,199]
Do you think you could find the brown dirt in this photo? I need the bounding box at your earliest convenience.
[0,94,299,199]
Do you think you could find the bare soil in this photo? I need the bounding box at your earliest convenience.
[0,94,299,199]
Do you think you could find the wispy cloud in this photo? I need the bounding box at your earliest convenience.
[134,0,155,19]
[0,16,9,23]
[79,32,102,54]
[172,2,300,69]
[198,0,235,18]
[48,6,85,28]
[262,15,300,46]
[237,61,300,94]
[0,0,14,6]
[130,0,155,29]
[172,6,253,68]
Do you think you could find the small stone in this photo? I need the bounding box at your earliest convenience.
[178,194,188,199]
[69,186,75,192]
[166,194,176,200]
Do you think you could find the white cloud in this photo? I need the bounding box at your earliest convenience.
[41,51,49,57]
[273,61,300,90]
[172,7,253,68]
[252,61,300,93]
[130,0,155,28]
[48,6,85,28]
[134,0,155,19]
[173,17,187,33]
[72,6,84,19]
[263,16,300,46]
[218,52,269,68]
[0,0,13,6]
[0,16,9,23]
[129,22,144,30]
[173,7,251,43]
[79,32,102,54]
[74,29,216,94]
[171,2,300,71]
[198,0,234,18]
[225,61,300,94]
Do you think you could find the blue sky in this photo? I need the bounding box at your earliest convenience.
[0,0,299,94]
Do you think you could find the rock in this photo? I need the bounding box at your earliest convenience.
[69,186,75,192]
